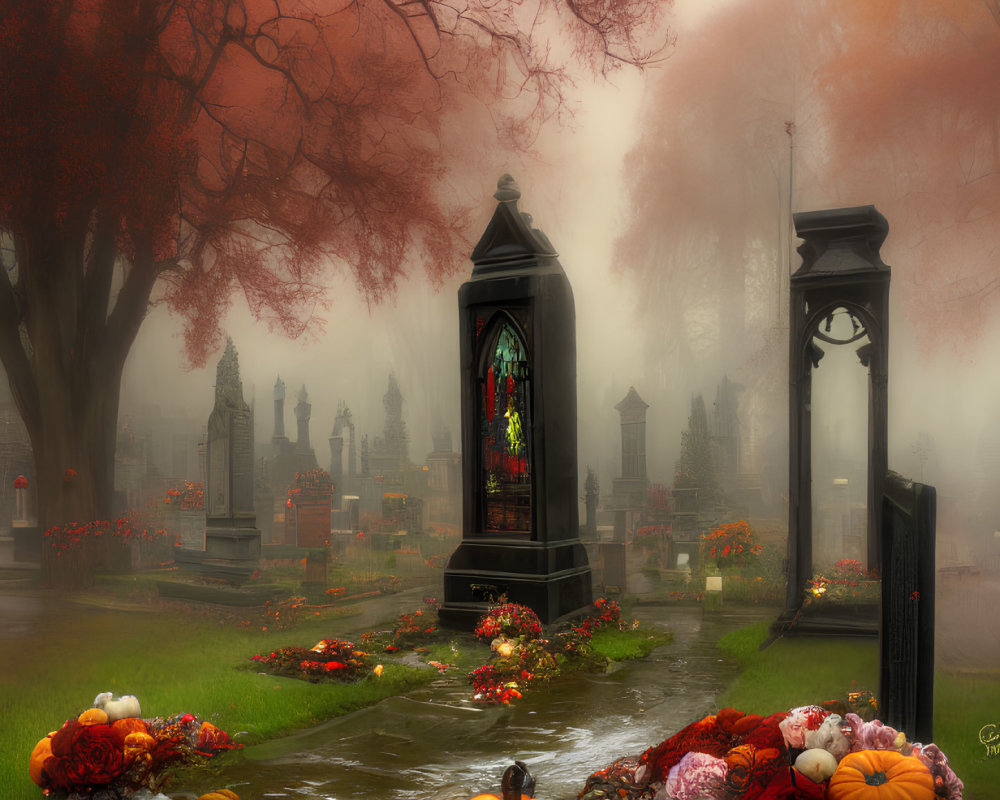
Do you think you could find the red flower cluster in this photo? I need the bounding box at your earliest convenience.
[391,609,438,647]
[45,720,125,789]
[638,707,789,786]
[164,480,204,510]
[831,558,878,579]
[250,639,371,682]
[701,520,762,569]
[571,598,627,638]
[473,603,543,642]
[32,711,240,795]
[469,664,523,704]
[469,599,630,704]
[43,512,178,555]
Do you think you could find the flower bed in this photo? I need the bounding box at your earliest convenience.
[805,560,881,607]
[579,696,963,800]
[43,511,180,587]
[29,693,240,799]
[246,597,661,707]
[701,520,763,570]
[164,481,205,510]
[468,598,645,705]
[250,638,373,682]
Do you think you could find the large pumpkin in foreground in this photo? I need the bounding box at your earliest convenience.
[827,750,934,800]
[197,791,240,800]
[468,795,538,800]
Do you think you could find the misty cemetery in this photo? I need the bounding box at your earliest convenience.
[2,2,1000,800]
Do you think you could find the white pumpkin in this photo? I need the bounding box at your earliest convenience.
[98,694,142,721]
[794,748,838,783]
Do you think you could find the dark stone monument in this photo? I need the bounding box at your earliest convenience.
[880,471,935,743]
[202,338,261,563]
[439,175,593,628]
[775,206,890,637]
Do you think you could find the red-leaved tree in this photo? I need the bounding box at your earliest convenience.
[0,0,669,533]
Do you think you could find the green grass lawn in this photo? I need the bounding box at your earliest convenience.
[589,626,673,661]
[715,621,1000,800]
[1,580,673,800]
[0,600,438,800]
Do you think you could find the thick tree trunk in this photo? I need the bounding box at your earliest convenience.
[30,366,120,531]
[0,215,158,573]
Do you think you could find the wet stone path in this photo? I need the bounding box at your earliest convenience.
[195,604,772,800]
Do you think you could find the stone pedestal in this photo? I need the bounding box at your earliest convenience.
[205,523,262,560]
[11,522,41,563]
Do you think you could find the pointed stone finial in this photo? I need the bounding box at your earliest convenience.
[494,174,521,203]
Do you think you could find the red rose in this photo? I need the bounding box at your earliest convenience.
[62,724,125,787]
[50,718,82,757]
[40,754,74,791]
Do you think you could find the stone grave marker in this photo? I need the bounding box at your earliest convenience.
[439,175,592,627]
[174,338,261,579]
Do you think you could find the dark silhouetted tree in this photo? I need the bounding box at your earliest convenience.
[0,0,669,532]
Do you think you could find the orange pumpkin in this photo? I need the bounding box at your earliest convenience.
[197,791,241,800]
[112,716,149,737]
[28,736,53,787]
[77,707,109,726]
[828,749,934,800]
[124,731,157,756]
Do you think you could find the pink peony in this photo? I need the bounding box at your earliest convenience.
[664,751,728,800]
[911,742,964,800]
[779,706,829,750]
[845,713,903,752]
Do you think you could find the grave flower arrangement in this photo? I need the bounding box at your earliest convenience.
[578,696,963,800]
[700,520,763,571]
[805,559,881,606]
[474,602,544,642]
[250,637,372,682]
[469,599,634,704]
[29,693,241,799]
[164,480,205,510]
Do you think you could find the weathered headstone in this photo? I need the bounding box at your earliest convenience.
[285,469,333,547]
[439,175,592,628]
[202,338,261,563]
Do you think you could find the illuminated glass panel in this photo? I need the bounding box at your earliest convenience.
[481,319,531,532]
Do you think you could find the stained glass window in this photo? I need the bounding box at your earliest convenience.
[480,318,531,533]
